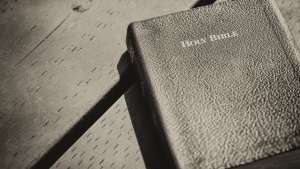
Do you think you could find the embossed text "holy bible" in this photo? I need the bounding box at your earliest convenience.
[181,31,238,47]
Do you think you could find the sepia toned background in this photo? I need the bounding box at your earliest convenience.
[0,0,299,168]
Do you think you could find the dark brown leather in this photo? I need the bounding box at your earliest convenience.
[126,0,300,168]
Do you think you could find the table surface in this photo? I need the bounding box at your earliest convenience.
[0,0,300,168]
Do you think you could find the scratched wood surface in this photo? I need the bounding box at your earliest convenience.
[52,0,300,169]
[0,0,199,168]
[53,82,170,169]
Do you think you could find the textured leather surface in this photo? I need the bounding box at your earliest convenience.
[126,0,300,168]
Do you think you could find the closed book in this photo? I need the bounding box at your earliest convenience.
[126,0,300,168]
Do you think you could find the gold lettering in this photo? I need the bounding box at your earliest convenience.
[232,31,238,36]
[181,31,238,47]
[210,35,218,42]
[221,34,228,38]
[181,41,190,47]
[226,33,232,37]
[190,40,197,46]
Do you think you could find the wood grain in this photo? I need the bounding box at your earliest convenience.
[0,0,198,168]
[53,0,300,169]
[52,82,170,169]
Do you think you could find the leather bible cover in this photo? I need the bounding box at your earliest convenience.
[126,0,300,168]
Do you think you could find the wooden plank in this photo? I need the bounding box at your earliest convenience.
[1,1,76,168]
[0,0,199,168]
[52,83,169,169]
[53,0,300,168]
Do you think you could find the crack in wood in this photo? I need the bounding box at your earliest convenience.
[15,14,71,67]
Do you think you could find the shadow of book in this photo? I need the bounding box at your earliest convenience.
[31,52,135,169]
[192,0,216,8]
[125,83,171,169]
[117,52,171,168]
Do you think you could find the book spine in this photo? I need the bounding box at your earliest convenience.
[126,23,148,100]
[126,23,179,169]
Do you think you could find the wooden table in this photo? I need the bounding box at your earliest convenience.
[0,0,299,168]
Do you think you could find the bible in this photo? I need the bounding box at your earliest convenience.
[126,0,300,168]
